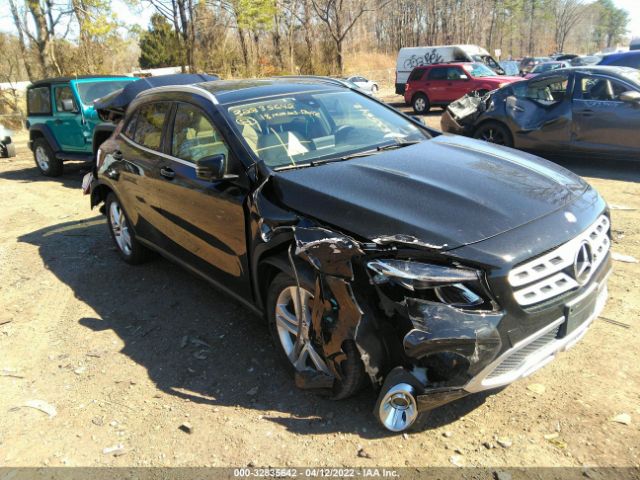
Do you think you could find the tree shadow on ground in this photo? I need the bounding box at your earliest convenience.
[19,217,501,438]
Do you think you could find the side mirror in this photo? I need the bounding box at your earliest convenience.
[620,91,640,104]
[459,74,469,80]
[61,98,77,112]
[196,153,235,181]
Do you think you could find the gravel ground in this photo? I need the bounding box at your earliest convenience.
[1,105,639,469]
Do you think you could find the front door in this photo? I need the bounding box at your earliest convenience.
[572,74,640,159]
[504,75,572,153]
[47,85,85,152]
[154,101,252,299]
[442,66,471,103]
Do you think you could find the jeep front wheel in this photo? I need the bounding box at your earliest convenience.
[33,138,62,177]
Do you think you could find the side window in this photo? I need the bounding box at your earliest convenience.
[122,111,139,139]
[428,68,447,80]
[27,86,51,115]
[408,69,424,81]
[446,67,464,80]
[513,76,568,104]
[132,103,170,150]
[171,103,229,163]
[54,85,77,112]
[578,77,629,101]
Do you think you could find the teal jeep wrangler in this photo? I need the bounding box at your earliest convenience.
[26,75,137,176]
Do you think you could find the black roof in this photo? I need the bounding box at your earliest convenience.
[27,75,133,88]
[196,78,348,104]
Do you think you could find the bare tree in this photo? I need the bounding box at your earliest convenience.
[552,0,584,52]
[311,0,383,73]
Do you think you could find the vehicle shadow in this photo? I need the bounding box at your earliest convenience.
[0,160,92,189]
[18,217,496,437]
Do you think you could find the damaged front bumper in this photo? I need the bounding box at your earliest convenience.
[375,260,611,431]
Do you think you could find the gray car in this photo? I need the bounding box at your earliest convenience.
[441,66,640,161]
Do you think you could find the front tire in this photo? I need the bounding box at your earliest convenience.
[371,84,378,94]
[473,121,513,147]
[266,272,367,400]
[105,192,152,264]
[1,142,16,158]
[412,93,430,114]
[33,138,62,177]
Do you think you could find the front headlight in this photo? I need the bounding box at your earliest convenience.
[367,259,493,310]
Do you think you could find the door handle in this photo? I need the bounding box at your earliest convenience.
[160,167,175,179]
[577,110,594,116]
[54,119,63,125]
[509,105,525,112]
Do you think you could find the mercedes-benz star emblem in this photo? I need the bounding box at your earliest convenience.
[573,241,593,284]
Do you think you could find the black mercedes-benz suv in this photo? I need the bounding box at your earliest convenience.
[86,78,612,432]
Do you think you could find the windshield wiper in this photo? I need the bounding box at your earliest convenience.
[309,148,379,166]
[377,139,422,151]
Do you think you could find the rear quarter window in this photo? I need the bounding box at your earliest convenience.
[27,87,51,115]
[408,69,425,81]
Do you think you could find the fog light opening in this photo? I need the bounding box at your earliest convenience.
[378,383,418,432]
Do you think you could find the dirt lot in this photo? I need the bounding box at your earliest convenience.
[1,102,640,469]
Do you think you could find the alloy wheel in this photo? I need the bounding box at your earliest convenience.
[479,127,506,145]
[109,200,132,256]
[414,97,426,112]
[35,146,50,171]
[274,286,331,375]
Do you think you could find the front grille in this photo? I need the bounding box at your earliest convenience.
[487,325,560,379]
[508,215,610,306]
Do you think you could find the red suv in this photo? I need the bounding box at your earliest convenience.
[404,62,522,114]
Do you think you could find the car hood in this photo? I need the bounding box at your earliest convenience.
[271,134,589,250]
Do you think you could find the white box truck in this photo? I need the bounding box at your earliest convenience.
[395,44,504,94]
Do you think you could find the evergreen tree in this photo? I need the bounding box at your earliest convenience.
[139,13,182,69]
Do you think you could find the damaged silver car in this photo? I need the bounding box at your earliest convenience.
[87,78,612,432]
[441,66,640,161]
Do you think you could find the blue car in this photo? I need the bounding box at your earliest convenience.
[598,51,640,69]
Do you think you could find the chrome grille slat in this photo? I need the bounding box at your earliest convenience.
[509,215,610,307]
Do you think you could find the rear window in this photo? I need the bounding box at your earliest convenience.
[27,87,51,115]
[408,69,424,81]
[132,103,170,151]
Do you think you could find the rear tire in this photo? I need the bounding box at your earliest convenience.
[267,272,367,400]
[33,138,62,176]
[473,121,513,147]
[371,84,378,94]
[105,192,153,265]
[1,142,16,158]
[412,93,430,114]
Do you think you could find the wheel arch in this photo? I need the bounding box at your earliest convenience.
[90,182,114,209]
[29,124,60,152]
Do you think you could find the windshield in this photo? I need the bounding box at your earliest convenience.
[224,90,430,169]
[532,63,563,73]
[465,63,497,77]
[75,80,135,104]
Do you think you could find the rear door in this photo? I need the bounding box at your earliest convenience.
[425,66,448,103]
[571,73,640,159]
[153,100,252,298]
[47,84,85,152]
[116,101,172,243]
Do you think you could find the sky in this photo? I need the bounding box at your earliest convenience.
[1,0,639,41]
